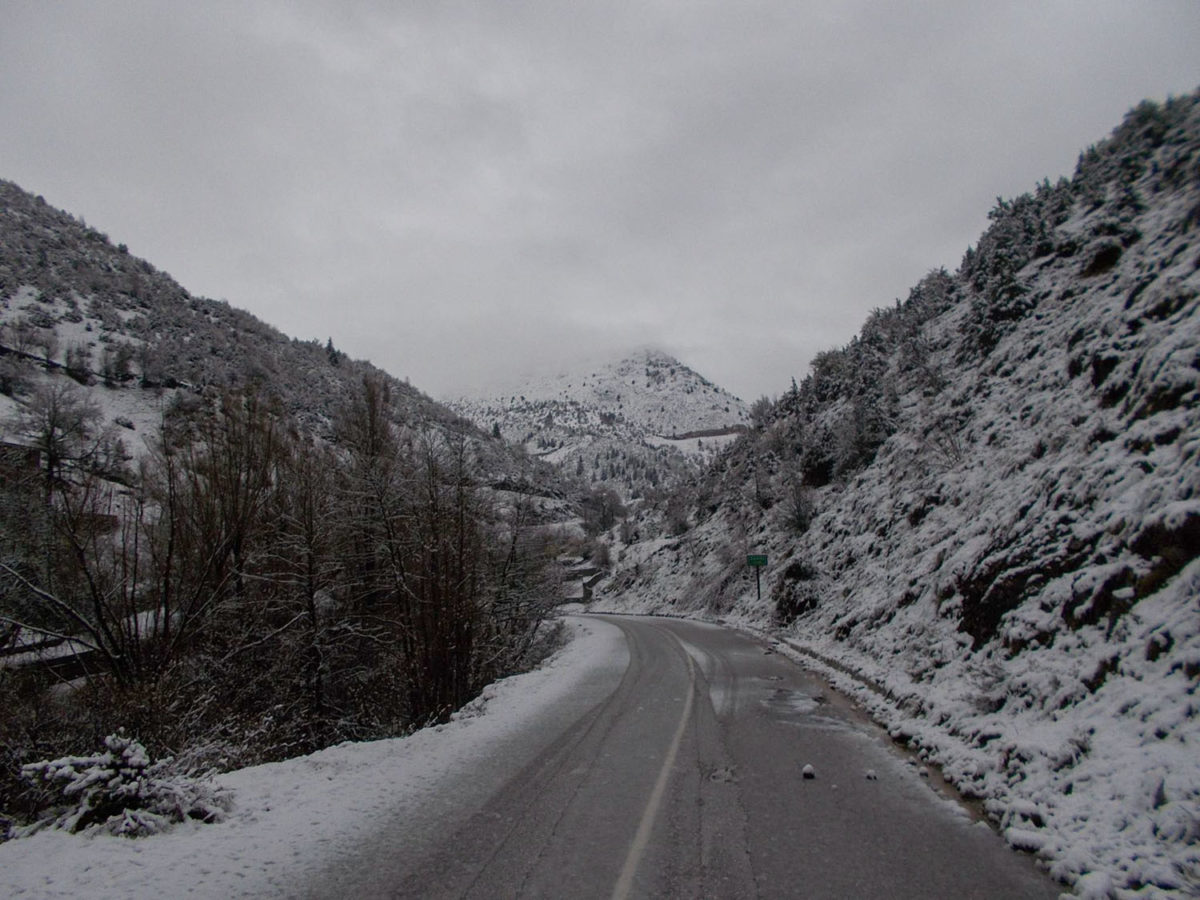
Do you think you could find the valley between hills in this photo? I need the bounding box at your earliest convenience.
[1,92,1198,896]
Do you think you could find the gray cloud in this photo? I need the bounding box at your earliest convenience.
[2,1,1198,401]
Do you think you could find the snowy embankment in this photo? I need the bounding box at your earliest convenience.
[764,599,1199,900]
[0,616,626,899]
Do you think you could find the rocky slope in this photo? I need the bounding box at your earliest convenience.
[596,93,1200,895]
[450,348,748,501]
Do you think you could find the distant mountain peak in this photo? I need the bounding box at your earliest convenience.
[449,348,748,500]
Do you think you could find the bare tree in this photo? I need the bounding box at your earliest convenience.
[9,381,104,501]
[35,328,59,367]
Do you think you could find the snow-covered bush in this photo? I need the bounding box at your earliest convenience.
[18,732,232,837]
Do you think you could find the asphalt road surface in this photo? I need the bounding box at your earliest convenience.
[309,615,1060,899]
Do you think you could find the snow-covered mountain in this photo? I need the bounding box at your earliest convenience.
[450,348,748,500]
[597,93,1200,894]
[0,179,566,504]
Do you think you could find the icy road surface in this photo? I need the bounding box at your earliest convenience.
[310,615,1059,898]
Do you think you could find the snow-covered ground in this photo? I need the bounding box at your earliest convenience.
[0,616,627,899]
[0,287,166,443]
[643,429,743,458]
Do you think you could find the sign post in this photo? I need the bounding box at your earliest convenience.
[747,554,767,601]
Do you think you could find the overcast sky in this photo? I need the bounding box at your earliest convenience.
[2,2,1198,401]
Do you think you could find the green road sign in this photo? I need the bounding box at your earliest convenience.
[747,554,768,567]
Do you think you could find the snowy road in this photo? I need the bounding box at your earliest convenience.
[309,615,1059,898]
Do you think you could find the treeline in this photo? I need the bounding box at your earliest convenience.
[0,375,561,822]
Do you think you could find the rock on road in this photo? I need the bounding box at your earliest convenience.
[308,615,1059,899]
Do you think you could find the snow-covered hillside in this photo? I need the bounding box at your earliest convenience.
[596,94,1200,895]
[450,348,748,500]
[0,180,564,501]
